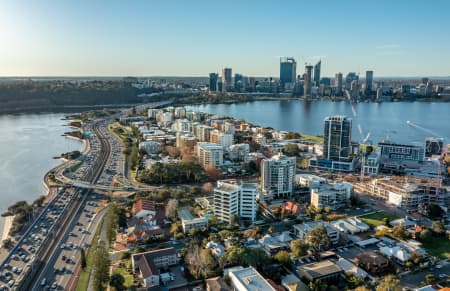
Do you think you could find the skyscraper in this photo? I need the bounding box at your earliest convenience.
[365,70,373,94]
[222,67,232,92]
[209,73,218,92]
[345,72,358,90]
[234,73,244,92]
[304,65,313,97]
[313,60,321,86]
[334,72,343,95]
[323,115,352,162]
[279,57,297,86]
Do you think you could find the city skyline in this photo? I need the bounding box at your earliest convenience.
[2,0,450,77]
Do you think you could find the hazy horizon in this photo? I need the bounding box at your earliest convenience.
[2,0,450,77]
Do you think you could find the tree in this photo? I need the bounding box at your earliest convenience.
[355,287,371,291]
[273,250,291,267]
[376,275,400,291]
[409,251,422,264]
[93,245,111,291]
[202,182,214,194]
[230,214,238,225]
[185,244,218,279]
[80,248,87,269]
[392,225,409,240]
[419,229,432,241]
[307,226,330,250]
[431,220,445,235]
[165,199,179,220]
[290,239,309,257]
[2,238,13,249]
[109,273,125,291]
[428,204,444,218]
[205,164,223,180]
[166,146,180,158]
[425,273,437,285]
[283,144,300,156]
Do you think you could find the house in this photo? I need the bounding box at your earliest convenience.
[297,260,343,283]
[335,258,368,279]
[379,246,410,265]
[281,274,309,291]
[258,234,289,256]
[133,198,156,219]
[284,201,302,215]
[132,248,178,288]
[355,252,389,273]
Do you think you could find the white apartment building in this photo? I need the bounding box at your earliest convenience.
[213,180,258,224]
[228,266,275,291]
[228,143,250,161]
[210,129,234,148]
[310,182,353,210]
[260,154,296,201]
[196,142,224,167]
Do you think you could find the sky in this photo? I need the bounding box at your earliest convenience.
[1,0,450,77]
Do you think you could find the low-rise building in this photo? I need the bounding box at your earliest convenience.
[297,260,343,283]
[295,174,327,189]
[292,221,339,245]
[355,251,389,273]
[210,129,234,148]
[132,198,156,219]
[310,182,353,210]
[228,143,250,161]
[178,208,208,234]
[139,141,162,155]
[353,176,446,208]
[228,266,276,291]
[132,248,178,288]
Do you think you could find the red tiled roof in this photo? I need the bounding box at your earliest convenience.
[133,198,156,214]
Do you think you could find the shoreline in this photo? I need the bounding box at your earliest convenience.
[1,216,14,242]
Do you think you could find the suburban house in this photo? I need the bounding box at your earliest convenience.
[132,198,156,219]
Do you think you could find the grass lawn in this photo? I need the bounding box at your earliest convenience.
[422,236,450,259]
[300,134,324,143]
[76,217,104,291]
[113,265,135,288]
[359,211,400,228]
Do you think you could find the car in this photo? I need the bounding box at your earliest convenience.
[7,280,14,287]
[62,255,66,261]
[51,282,57,289]
[60,243,65,249]
[436,264,442,269]
[40,278,47,286]
[439,274,447,279]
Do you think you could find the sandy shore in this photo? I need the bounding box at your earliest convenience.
[1,215,14,242]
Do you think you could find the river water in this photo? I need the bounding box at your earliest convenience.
[0,113,82,236]
[187,100,450,144]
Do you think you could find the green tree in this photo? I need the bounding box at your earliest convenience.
[273,250,291,267]
[80,248,87,269]
[93,245,111,291]
[431,220,445,235]
[109,273,125,291]
[290,239,309,257]
[425,273,437,285]
[283,144,300,156]
[419,229,432,241]
[307,226,330,251]
[376,275,400,291]
[392,225,409,240]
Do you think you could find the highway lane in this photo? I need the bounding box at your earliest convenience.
[27,119,112,290]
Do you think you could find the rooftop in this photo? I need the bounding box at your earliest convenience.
[298,260,342,279]
[229,266,276,291]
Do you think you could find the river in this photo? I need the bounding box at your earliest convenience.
[0,113,82,238]
[187,100,450,144]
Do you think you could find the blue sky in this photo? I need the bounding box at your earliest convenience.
[1,0,450,77]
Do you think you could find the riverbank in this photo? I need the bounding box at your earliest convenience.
[1,216,14,241]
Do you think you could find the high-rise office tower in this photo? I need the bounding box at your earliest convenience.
[334,73,343,95]
[234,73,244,92]
[280,57,297,86]
[365,70,373,94]
[345,72,358,90]
[222,67,232,92]
[209,73,218,92]
[304,65,313,97]
[313,60,321,86]
[323,115,352,162]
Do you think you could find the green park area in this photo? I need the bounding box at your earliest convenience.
[300,133,324,143]
[359,211,400,228]
[422,236,450,259]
